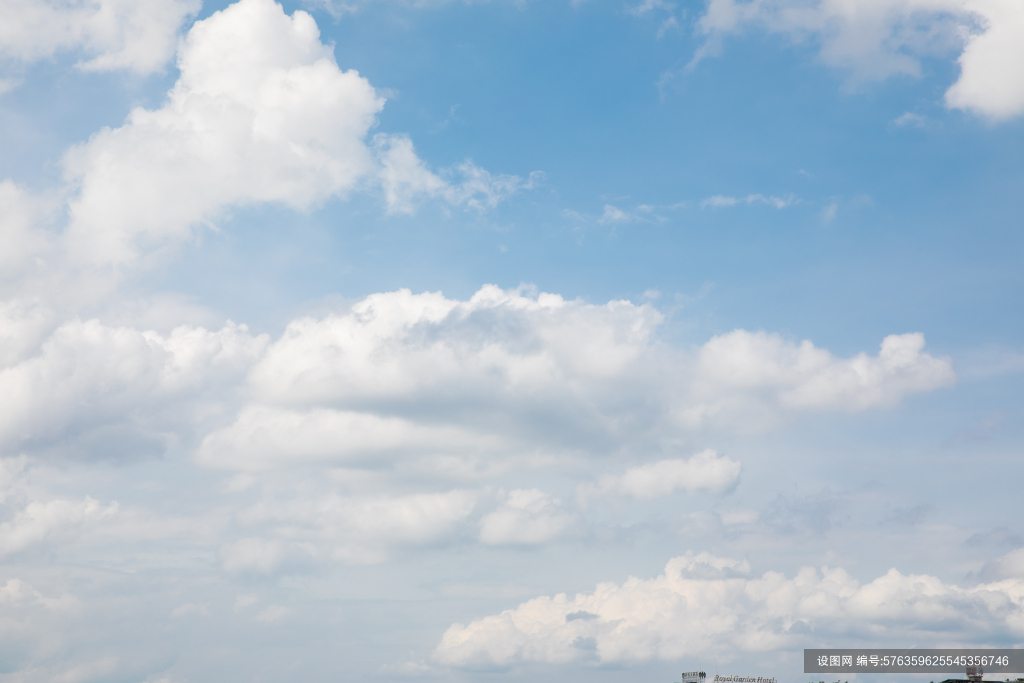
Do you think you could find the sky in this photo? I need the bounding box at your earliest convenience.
[0,0,1023,682]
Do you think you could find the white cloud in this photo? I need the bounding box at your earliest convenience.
[0,318,267,459]
[892,111,927,127]
[195,405,501,471]
[0,78,22,95]
[0,181,56,281]
[247,284,660,406]
[0,456,28,503]
[700,193,797,209]
[62,0,384,265]
[188,286,954,472]
[682,329,955,427]
[752,193,797,208]
[56,0,530,266]
[985,547,1024,580]
[440,162,542,213]
[702,194,739,208]
[0,0,198,73]
[586,449,741,499]
[197,285,666,471]
[626,0,675,17]
[0,495,118,557]
[374,134,539,215]
[0,300,58,369]
[657,15,681,38]
[0,578,34,604]
[434,550,1024,667]
[375,135,449,214]
[230,489,478,565]
[0,286,953,484]
[0,577,78,611]
[0,577,84,680]
[945,0,1024,119]
[595,202,677,224]
[479,489,575,545]
[694,0,1024,120]
[598,204,633,224]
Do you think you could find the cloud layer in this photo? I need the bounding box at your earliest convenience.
[435,550,1024,667]
[0,285,957,579]
[0,285,953,472]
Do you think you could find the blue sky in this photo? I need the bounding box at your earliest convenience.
[1,0,1023,681]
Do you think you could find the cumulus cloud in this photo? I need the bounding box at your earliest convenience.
[585,449,741,499]
[200,285,664,471]
[246,286,613,407]
[0,286,953,479]
[0,0,198,74]
[62,0,384,265]
[57,0,532,266]
[693,0,1024,120]
[479,489,575,545]
[944,0,1024,119]
[980,547,1024,581]
[434,550,1024,667]
[190,286,954,472]
[682,329,955,427]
